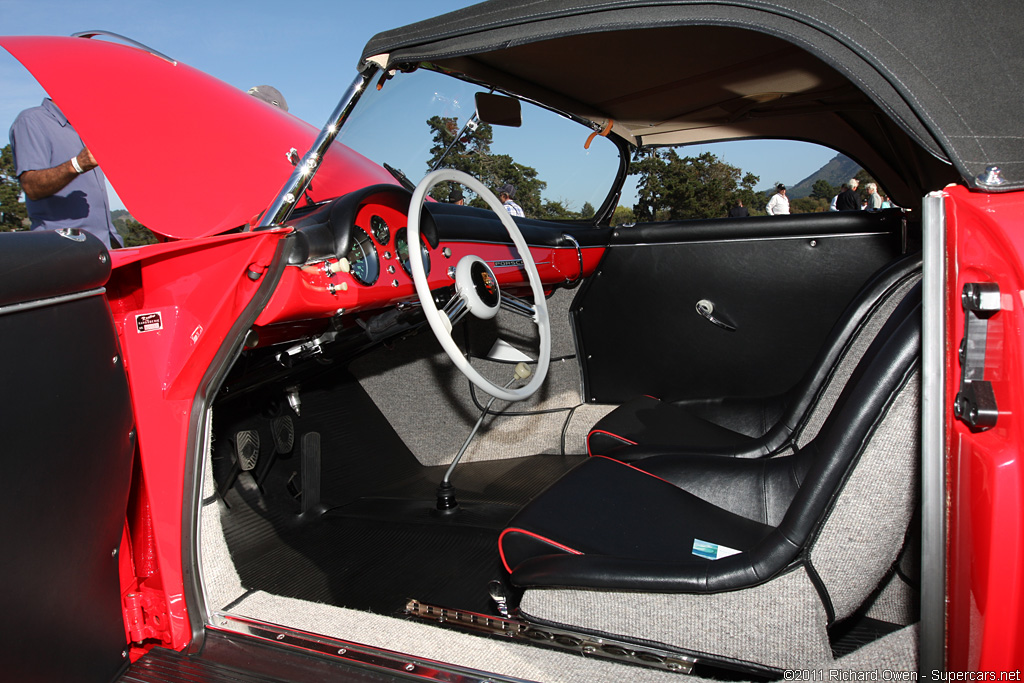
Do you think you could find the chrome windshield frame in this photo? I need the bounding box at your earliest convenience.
[258,66,379,228]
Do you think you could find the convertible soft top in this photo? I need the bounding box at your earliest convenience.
[362,0,1024,193]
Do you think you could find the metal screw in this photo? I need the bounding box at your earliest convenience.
[337,648,347,655]
[809,239,817,247]
[112,355,119,364]
[112,547,118,557]
[405,664,416,672]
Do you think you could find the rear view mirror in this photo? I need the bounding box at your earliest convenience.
[475,92,521,127]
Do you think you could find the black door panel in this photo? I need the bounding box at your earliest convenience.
[572,211,905,404]
[0,230,135,682]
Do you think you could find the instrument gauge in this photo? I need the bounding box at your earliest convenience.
[395,227,431,278]
[347,225,380,286]
[370,214,390,246]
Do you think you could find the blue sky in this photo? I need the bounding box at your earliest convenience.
[2,0,837,210]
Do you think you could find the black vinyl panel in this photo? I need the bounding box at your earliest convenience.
[0,294,135,682]
[573,228,900,403]
[0,229,110,306]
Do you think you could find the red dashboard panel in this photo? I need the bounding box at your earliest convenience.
[255,202,604,328]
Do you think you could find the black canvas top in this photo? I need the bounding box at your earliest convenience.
[362,0,1024,193]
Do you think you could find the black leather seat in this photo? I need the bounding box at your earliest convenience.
[500,284,921,670]
[587,252,921,459]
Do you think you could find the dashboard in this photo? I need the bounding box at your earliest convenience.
[252,185,607,345]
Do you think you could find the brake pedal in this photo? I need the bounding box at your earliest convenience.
[235,429,260,471]
[272,416,295,454]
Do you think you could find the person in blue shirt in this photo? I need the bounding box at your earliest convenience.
[498,183,524,217]
[9,98,119,248]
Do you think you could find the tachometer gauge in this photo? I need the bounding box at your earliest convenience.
[395,227,431,277]
[369,214,390,246]
[347,226,380,285]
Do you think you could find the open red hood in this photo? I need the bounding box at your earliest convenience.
[1,35,394,239]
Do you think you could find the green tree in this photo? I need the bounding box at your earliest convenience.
[811,179,835,201]
[611,205,636,226]
[0,144,29,231]
[630,149,760,221]
[791,196,830,213]
[424,115,546,215]
[115,217,158,247]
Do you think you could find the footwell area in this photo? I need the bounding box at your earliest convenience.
[213,371,584,617]
[220,455,582,616]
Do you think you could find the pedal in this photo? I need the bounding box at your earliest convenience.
[272,416,295,454]
[235,429,260,471]
[301,432,322,515]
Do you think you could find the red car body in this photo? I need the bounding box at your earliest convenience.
[3,1,1024,679]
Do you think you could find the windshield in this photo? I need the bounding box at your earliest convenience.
[335,67,622,221]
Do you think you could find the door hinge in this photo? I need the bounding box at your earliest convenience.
[123,587,172,645]
[954,282,1000,431]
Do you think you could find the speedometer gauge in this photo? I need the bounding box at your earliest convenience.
[370,215,390,246]
[347,226,380,285]
[395,227,431,277]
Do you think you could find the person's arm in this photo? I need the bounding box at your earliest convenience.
[765,196,776,215]
[19,148,98,201]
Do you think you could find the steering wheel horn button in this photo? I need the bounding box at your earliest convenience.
[455,255,500,319]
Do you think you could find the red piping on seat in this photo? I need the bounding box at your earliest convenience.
[586,429,636,457]
[498,527,583,574]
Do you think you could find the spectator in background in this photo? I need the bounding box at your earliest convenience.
[864,182,883,210]
[765,184,790,215]
[448,187,465,205]
[836,178,861,211]
[499,183,524,217]
[9,98,119,248]
[728,199,749,217]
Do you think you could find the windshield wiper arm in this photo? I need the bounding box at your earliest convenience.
[383,163,416,192]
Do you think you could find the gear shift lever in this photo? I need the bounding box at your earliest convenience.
[436,362,532,514]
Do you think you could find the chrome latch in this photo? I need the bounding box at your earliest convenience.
[954,282,1000,431]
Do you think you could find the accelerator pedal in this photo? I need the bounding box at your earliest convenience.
[301,432,322,515]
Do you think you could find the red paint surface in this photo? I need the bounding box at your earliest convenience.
[945,185,1024,669]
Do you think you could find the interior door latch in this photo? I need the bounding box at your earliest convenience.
[954,282,1000,431]
[695,299,737,332]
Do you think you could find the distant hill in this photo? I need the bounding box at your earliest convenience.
[788,154,862,199]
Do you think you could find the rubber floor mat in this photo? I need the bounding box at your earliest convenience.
[231,507,508,616]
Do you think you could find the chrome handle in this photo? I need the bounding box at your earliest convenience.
[695,299,736,332]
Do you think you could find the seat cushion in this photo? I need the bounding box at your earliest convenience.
[588,395,757,457]
[500,455,777,591]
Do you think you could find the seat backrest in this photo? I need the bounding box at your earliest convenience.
[769,285,921,620]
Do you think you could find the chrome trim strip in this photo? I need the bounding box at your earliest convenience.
[259,68,377,228]
[0,287,105,317]
[560,232,584,285]
[210,613,532,683]
[919,191,947,674]
[405,600,695,675]
[72,30,176,64]
[609,230,890,248]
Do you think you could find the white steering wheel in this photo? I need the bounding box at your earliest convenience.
[407,169,550,402]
